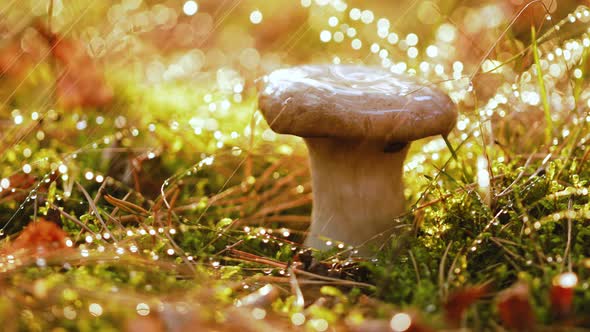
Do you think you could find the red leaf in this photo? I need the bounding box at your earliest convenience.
[550,285,574,319]
[10,218,68,254]
[550,272,578,319]
[496,282,536,331]
[444,283,489,327]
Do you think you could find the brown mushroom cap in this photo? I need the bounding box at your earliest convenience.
[258,64,457,144]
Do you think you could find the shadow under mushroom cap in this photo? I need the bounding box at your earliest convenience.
[258,64,458,143]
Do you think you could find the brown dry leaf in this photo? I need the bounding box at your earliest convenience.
[10,218,68,254]
[496,281,536,331]
[443,283,489,327]
[35,22,113,109]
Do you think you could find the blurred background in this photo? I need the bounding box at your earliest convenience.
[1,0,585,92]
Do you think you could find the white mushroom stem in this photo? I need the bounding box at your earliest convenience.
[304,137,410,252]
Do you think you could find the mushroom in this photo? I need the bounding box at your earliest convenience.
[257,64,457,253]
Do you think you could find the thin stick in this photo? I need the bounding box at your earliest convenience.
[50,203,96,235]
[76,182,117,242]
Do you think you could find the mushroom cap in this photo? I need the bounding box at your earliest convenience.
[258,64,457,143]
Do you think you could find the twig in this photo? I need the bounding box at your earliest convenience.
[93,178,108,205]
[50,203,96,235]
[489,237,526,265]
[230,249,374,289]
[75,182,117,242]
[250,194,312,218]
[104,194,149,216]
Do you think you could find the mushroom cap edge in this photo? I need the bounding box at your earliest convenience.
[257,64,458,144]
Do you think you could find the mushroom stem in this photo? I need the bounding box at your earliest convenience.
[304,137,410,252]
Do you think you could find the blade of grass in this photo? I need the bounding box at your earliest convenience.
[531,26,552,145]
[442,135,470,184]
